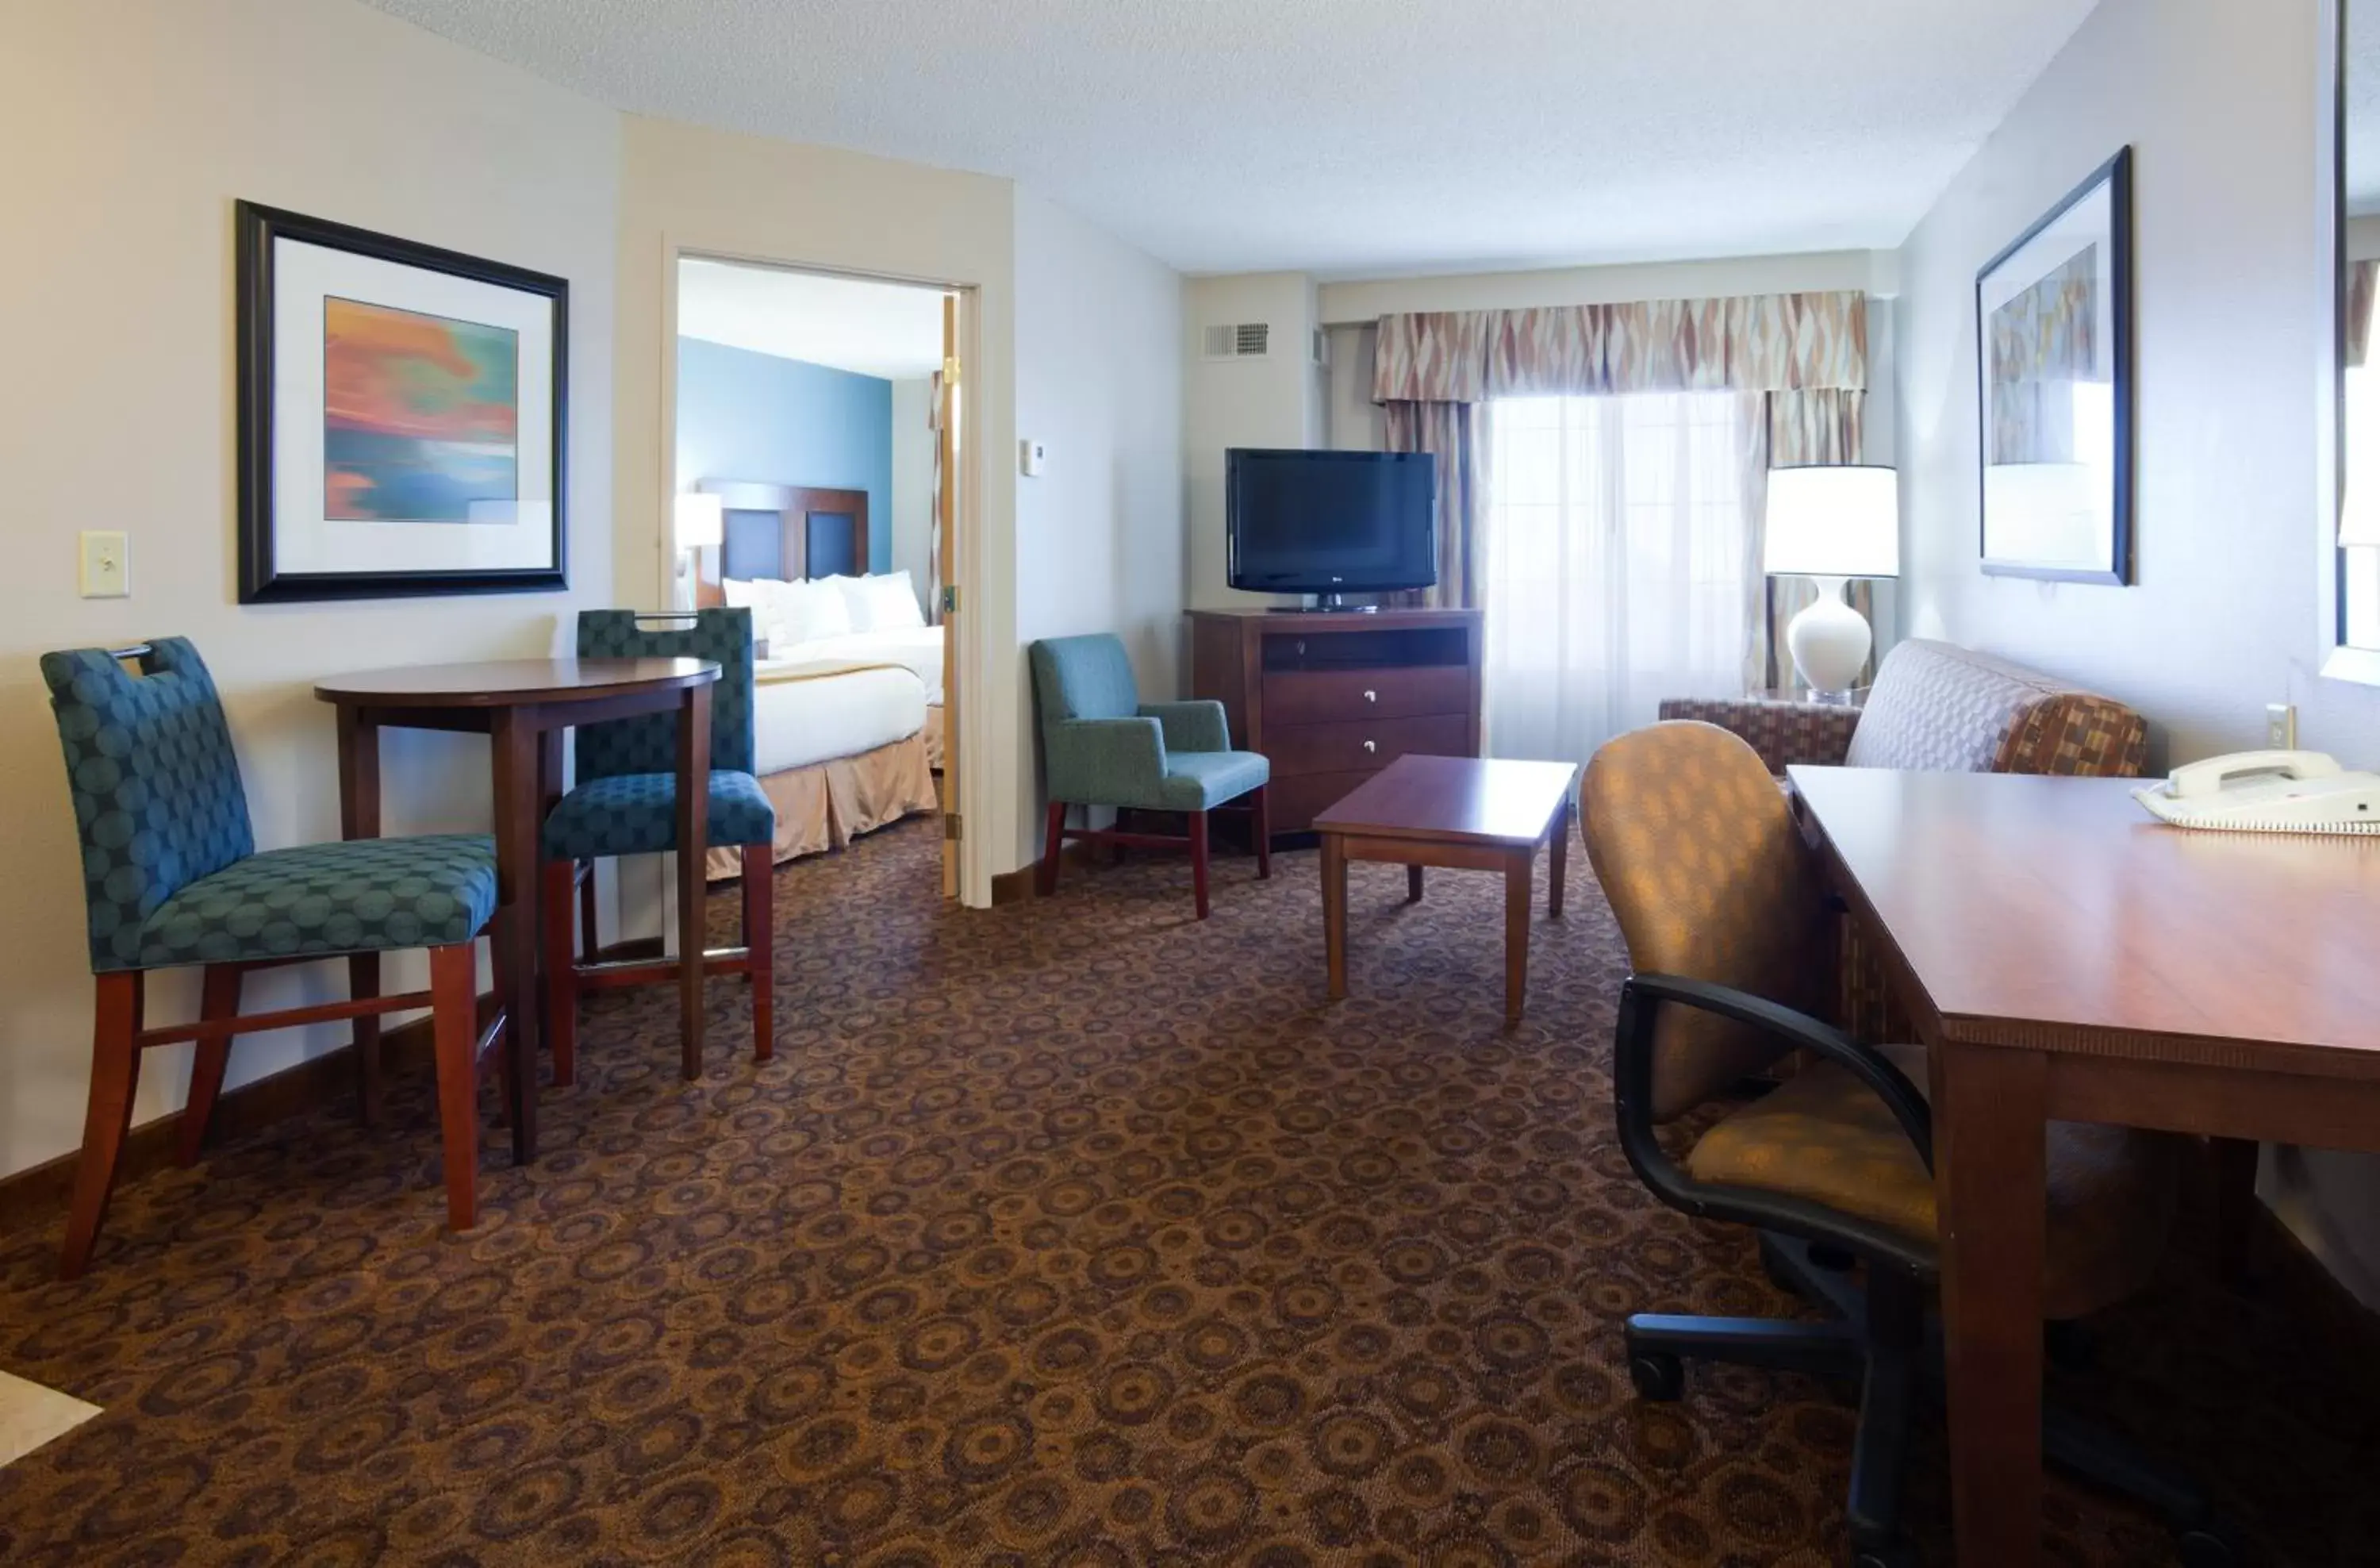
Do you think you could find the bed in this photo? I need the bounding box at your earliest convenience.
[693,478,943,874]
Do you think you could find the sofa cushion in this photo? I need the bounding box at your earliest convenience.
[1843,640,2145,776]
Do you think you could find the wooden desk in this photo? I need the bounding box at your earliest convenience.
[1315,755,1578,1028]
[1789,767,2380,1566]
[314,659,720,1166]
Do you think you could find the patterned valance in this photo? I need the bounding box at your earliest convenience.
[1373,289,1868,403]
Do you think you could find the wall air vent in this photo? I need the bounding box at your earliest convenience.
[1202,321,1271,360]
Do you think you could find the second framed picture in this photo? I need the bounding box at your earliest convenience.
[236,201,568,602]
[1975,146,2134,584]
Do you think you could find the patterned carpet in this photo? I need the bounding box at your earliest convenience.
[0,815,2374,1566]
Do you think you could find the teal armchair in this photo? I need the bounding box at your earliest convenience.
[1029,634,1270,918]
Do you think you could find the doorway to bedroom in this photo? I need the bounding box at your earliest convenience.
[671,257,962,902]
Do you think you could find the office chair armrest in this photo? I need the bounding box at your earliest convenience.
[1618,973,1933,1172]
[1610,972,1940,1275]
[1138,700,1231,754]
[1046,716,1168,801]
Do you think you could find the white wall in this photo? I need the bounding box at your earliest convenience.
[1184,273,1323,609]
[616,115,1019,903]
[889,377,937,617]
[1013,194,1187,863]
[1894,0,2380,1300]
[0,0,621,1180]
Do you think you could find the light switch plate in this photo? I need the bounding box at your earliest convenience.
[79,531,129,598]
[1019,439,1047,478]
[2266,701,2297,750]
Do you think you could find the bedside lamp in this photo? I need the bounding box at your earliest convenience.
[673,492,724,610]
[1763,464,1900,699]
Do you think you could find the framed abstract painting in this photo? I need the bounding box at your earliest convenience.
[236,201,567,601]
[1975,146,2134,584]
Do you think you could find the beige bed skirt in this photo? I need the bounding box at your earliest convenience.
[705,730,939,879]
[923,703,944,771]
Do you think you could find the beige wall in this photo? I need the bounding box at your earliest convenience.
[615,116,1020,905]
[1013,193,1187,861]
[1894,0,2380,1300]
[0,0,621,1181]
[1184,273,1323,609]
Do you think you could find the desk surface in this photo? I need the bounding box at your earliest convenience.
[1789,767,2380,1068]
[1315,755,1576,846]
[315,658,718,707]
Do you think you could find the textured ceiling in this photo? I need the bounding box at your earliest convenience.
[678,259,946,380]
[363,0,2101,278]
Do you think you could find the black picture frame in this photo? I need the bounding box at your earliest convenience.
[1974,146,2135,586]
[236,200,568,602]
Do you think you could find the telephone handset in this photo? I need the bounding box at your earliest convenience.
[2132,750,2380,835]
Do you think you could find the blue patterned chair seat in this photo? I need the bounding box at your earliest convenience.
[1149,750,1271,813]
[542,770,774,860]
[134,833,498,969]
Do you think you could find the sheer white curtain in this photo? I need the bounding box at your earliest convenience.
[1482,391,1758,763]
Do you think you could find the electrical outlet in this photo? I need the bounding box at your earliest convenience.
[2266,702,2297,750]
[79,531,129,598]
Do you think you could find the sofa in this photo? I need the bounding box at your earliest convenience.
[1657,637,2148,781]
[1657,638,2148,1040]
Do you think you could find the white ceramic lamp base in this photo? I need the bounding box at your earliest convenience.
[1784,576,1871,698]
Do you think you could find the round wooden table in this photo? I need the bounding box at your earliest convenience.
[313,658,720,1190]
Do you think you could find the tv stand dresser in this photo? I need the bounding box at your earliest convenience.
[1189,608,1484,834]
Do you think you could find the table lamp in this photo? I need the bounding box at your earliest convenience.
[1763,464,1900,698]
[674,492,724,609]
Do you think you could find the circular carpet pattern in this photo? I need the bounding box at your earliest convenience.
[0,817,2374,1565]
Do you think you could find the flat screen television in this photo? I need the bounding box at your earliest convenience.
[1226,448,1437,604]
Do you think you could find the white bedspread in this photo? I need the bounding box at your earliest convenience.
[774,626,944,706]
[750,659,927,776]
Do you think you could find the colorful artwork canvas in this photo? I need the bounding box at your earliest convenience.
[1987,244,2102,466]
[322,298,519,522]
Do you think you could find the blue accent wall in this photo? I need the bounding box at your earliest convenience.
[676,337,893,572]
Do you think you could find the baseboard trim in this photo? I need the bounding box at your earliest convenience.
[989,840,1112,906]
[0,992,491,1236]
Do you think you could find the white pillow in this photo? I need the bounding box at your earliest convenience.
[764,577,853,646]
[720,577,766,611]
[839,570,927,633]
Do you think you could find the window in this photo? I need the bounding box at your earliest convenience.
[1482,391,1754,763]
[2344,363,2380,651]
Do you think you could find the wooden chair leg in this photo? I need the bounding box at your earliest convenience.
[347,952,382,1126]
[1040,800,1067,896]
[540,859,580,1089]
[1251,786,1273,880]
[743,844,774,1062]
[61,971,143,1280]
[577,859,599,964]
[428,941,482,1232]
[175,964,243,1168]
[1190,809,1211,920]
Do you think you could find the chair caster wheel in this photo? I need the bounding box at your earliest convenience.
[1628,1352,1683,1402]
[2175,1526,2243,1567]
[1851,1536,1917,1568]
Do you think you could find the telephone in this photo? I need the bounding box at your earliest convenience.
[2132,750,2380,836]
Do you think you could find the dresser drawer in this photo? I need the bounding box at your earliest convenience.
[1265,714,1470,778]
[1261,665,1470,727]
[1268,770,1380,833]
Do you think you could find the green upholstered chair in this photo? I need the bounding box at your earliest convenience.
[40,638,505,1278]
[539,609,775,1082]
[1028,633,1270,919]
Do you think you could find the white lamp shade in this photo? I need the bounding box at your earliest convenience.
[1763,464,1900,579]
[2344,476,2380,549]
[674,492,724,551]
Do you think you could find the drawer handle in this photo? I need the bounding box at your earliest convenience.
[1364,690,1377,703]
[1363,740,1378,754]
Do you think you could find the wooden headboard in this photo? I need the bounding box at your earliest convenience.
[692,479,869,605]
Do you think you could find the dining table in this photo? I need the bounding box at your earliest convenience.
[1788,765,2380,1566]
[313,658,720,1165]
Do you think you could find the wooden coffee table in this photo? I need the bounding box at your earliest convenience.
[1315,754,1580,1028]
